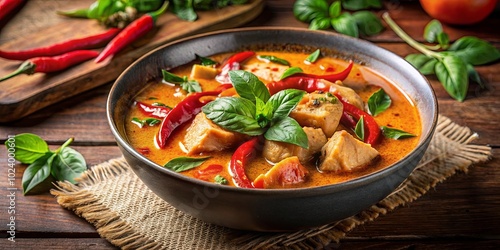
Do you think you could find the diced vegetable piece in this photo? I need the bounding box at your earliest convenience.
[190,64,218,79]
[253,156,309,188]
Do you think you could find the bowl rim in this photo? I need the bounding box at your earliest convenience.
[107,26,438,196]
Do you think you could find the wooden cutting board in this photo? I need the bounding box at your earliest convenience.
[0,0,264,122]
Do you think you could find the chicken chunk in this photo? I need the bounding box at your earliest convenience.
[263,127,327,164]
[324,80,365,110]
[290,92,343,138]
[242,62,288,82]
[253,156,309,189]
[319,130,379,173]
[183,113,247,154]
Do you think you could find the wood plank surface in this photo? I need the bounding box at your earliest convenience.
[0,0,264,122]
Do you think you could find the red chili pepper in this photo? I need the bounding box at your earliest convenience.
[229,137,260,188]
[0,50,99,82]
[267,61,353,95]
[334,94,382,145]
[94,1,168,63]
[215,51,255,83]
[0,28,121,61]
[156,90,221,148]
[193,164,223,180]
[0,0,24,23]
[135,101,171,118]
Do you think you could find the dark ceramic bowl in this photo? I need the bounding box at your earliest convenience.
[107,27,438,232]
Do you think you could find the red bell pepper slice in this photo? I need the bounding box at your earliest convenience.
[229,137,260,188]
[267,61,353,95]
[135,101,171,118]
[216,51,255,83]
[156,90,221,148]
[334,94,382,145]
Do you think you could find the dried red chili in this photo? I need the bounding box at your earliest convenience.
[0,28,121,61]
[94,1,168,63]
[0,50,99,82]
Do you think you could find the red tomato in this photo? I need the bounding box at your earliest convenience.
[420,0,498,25]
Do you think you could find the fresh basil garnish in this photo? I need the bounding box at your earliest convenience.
[264,117,309,149]
[448,36,500,66]
[195,54,217,66]
[161,70,202,93]
[280,67,304,80]
[293,0,330,23]
[132,117,161,128]
[305,49,321,63]
[50,147,87,185]
[405,54,438,75]
[22,152,54,195]
[352,11,384,36]
[257,55,290,66]
[354,116,365,141]
[5,133,49,164]
[214,175,228,185]
[367,88,391,116]
[331,12,359,37]
[434,53,468,102]
[342,0,382,11]
[164,156,210,172]
[267,89,305,123]
[229,70,271,103]
[381,126,416,139]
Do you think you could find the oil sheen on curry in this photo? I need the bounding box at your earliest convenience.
[125,50,421,189]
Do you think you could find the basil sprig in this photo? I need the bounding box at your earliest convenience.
[257,55,290,66]
[280,67,304,80]
[305,49,321,63]
[161,70,202,93]
[383,14,500,102]
[164,156,210,172]
[293,0,384,38]
[172,0,248,21]
[195,54,217,66]
[381,126,416,139]
[5,133,86,194]
[202,70,308,148]
[367,88,391,116]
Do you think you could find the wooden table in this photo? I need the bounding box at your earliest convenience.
[1,1,499,249]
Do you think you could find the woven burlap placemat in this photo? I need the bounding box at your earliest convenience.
[51,115,492,249]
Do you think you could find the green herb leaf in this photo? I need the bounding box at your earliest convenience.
[367,88,391,116]
[305,49,321,63]
[22,152,54,194]
[195,54,217,66]
[342,0,382,11]
[423,19,443,43]
[255,97,273,128]
[268,89,306,123]
[132,117,161,128]
[329,1,341,18]
[265,117,309,149]
[162,70,185,83]
[214,175,228,185]
[180,80,202,93]
[352,11,384,36]
[436,32,450,50]
[293,0,329,23]
[435,53,468,102]
[381,126,416,139]
[355,116,365,141]
[280,67,304,80]
[448,36,500,66]
[229,70,271,103]
[5,133,49,164]
[331,12,359,37]
[466,64,484,88]
[202,97,265,136]
[172,0,198,21]
[257,55,290,66]
[51,147,86,184]
[309,16,331,30]
[164,156,210,172]
[162,70,201,93]
[405,54,438,75]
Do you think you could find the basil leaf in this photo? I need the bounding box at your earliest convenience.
[381,126,416,139]
[305,49,321,63]
[195,54,217,66]
[355,116,365,141]
[367,88,391,116]
[265,117,309,149]
[257,55,290,66]
[51,147,87,184]
[466,64,484,89]
[280,67,304,80]
[293,0,329,23]
[172,0,198,21]
[202,97,264,136]
[405,54,437,75]
[131,117,146,128]
[255,97,272,128]
[214,175,228,185]
[342,0,382,11]
[22,152,54,194]
[268,89,306,123]
[164,156,210,172]
[229,70,271,103]
[352,11,384,36]
[329,1,341,18]
[5,133,49,164]
[331,12,359,37]
[309,16,331,30]
[161,70,185,83]
[436,32,449,50]
[180,80,202,93]
[448,36,500,65]
[423,19,443,43]
[434,54,468,102]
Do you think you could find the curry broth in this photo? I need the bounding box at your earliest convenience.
[125,51,421,188]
